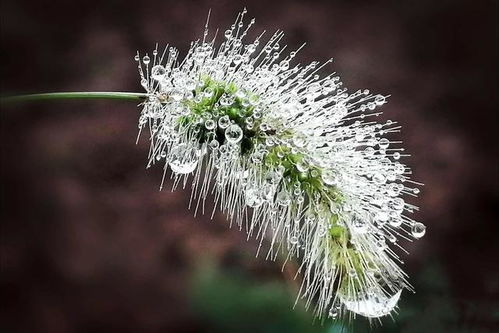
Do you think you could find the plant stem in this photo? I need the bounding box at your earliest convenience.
[2,92,147,104]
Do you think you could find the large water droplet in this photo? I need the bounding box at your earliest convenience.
[411,222,426,238]
[168,143,199,174]
[225,124,243,144]
[340,289,402,318]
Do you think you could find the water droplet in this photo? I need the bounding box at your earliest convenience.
[372,172,386,185]
[151,65,166,81]
[340,289,402,318]
[218,115,230,129]
[411,223,426,238]
[245,188,263,207]
[225,124,243,144]
[289,236,299,245]
[378,138,390,149]
[276,191,291,206]
[142,55,150,65]
[375,95,386,105]
[168,143,199,174]
[328,309,338,319]
[209,139,219,150]
[170,88,183,101]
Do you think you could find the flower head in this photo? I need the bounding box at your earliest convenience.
[136,9,425,320]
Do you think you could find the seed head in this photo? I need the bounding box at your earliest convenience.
[136,9,425,320]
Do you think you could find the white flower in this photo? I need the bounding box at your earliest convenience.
[136,9,425,320]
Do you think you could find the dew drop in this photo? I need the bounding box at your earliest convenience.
[151,65,166,81]
[218,115,230,129]
[168,143,199,174]
[225,124,243,144]
[340,289,402,318]
[245,188,263,207]
[276,191,291,206]
[411,222,426,238]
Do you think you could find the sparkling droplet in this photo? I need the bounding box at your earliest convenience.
[289,236,299,245]
[328,309,338,319]
[378,138,390,149]
[142,55,150,65]
[218,115,230,129]
[151,65,166,81]
[340,289,402,318]
[411,222,426,238]
[209,139,219,150]
[276,191,291,206]
[245,188,263,207]
[375,95,386,105]
[170,88,183,101]
[225,124,243,144]
[168,143,199,174]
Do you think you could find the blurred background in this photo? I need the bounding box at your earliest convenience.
[1,0,497,332]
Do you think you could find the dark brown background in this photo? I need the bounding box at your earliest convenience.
[1,0,498,332]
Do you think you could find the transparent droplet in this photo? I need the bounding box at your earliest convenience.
[151,65,166,81]
[218,115,230,129]
[378,138,390,149]
[225,124,243,144]
[245,188,263,207]
[276,191,291,206]
[289,236,299,245]
[205,119,216,130]
[168,143,199,174]
[340,289,402,318]
[351,215,368,234]
[170,88,183,101]
[372,172,386,185]
[375,95,386,105]
[322,170,339,186]
[328,309,338,319]
[142,55,150,65]
[209,139,219,150]
[411,223,426,238]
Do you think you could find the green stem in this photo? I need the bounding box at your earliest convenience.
[2,92,147,104]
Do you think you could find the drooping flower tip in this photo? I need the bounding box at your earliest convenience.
[136,9,425,320]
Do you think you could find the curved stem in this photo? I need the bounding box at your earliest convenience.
[2,92,147,104]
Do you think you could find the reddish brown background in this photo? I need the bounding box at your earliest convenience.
[1,0,498,332]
